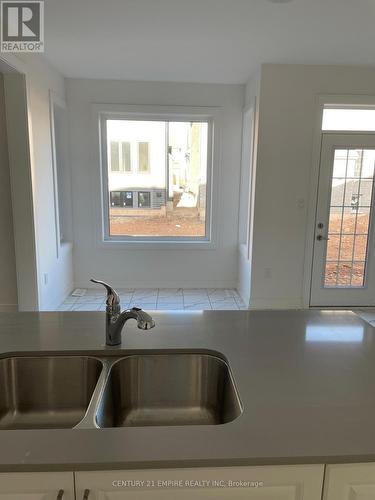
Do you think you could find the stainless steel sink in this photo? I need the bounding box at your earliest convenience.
[0,356,102,430]
[96,354,242,427]
[0,352,242,430]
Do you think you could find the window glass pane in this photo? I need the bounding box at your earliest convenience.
[337,263,352,286]
[326,235,340,261]
[110,141,119,171]
[324,148,375,288]
[106,119,209,238]
[351,262,366,286]
[362,150,375,178]
[322,108,375,131]
[325,262,338,287]
[138,142,150,173]
[358,180,374,206]
[110,191,121,207]
[339,235,355,260]
[138,191,151,208]
[121,142,131,172]
[124,191,133,207]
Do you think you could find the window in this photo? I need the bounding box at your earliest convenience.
[110,141,132,172]
[138,142,150,173]
[102,116,210,241]
[110,191,134,207]
[138,191,151,208]
[121,142,131,172]
[110,141,120,171]
[110,191,122,207]
[124,191,133,207]
[322,108,375,131]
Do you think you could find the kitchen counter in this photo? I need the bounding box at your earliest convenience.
[0,309,374,471]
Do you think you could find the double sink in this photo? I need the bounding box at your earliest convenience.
[0,352,242,430]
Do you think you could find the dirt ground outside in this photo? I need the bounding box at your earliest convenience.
[109,191,206,237]
[325,212,370,286]
[109,211,206,237]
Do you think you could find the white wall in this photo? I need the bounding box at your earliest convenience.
[0,73,17,311]
[66,79,244,289]
[1,54,74,310]
[250,64,375,309]
[23,55,74,309]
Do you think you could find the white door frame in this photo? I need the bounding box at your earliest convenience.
[0,54,39,310]
[302,94,375,308]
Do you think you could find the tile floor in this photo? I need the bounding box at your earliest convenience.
[58,288,247,311]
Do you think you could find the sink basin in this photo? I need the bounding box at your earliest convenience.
[0,356,102,430]
[96,353,242,427]
[0,352,242,430]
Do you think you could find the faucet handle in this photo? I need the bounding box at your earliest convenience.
[90,279,120,309]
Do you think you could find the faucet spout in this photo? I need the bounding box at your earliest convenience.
[91,279,155,346]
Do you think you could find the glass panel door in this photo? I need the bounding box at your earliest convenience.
[311,135,375,306]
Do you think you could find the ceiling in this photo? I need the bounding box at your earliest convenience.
[43,0,375,84]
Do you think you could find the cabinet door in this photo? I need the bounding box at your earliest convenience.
[0,472,74,500]
[76,465,324,500]
[324,463,375,500]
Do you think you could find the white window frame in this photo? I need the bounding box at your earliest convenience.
[92,104,221,249]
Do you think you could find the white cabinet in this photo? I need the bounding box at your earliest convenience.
[324,463,375,500]
[0,472,74,500]
[76,465,324,500]
[6,461,375,500]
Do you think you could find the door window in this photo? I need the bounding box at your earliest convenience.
[325,149,375,287]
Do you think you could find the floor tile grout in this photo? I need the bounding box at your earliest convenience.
[59,288,246,312]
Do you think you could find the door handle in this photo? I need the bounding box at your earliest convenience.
[57,491,64,500]
[316,234,329,241]
[83,489,90,500]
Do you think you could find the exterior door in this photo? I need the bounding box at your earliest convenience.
[75,466,324,500]
[311,134,375,306]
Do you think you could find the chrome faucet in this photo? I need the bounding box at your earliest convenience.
[90,279,155,346]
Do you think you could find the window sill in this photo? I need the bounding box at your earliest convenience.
[97,238,216,251]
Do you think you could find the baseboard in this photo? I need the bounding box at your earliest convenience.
[237,244,251,306]
[0,304,18,312]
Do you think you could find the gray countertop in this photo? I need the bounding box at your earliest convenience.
[0,309,374,471]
